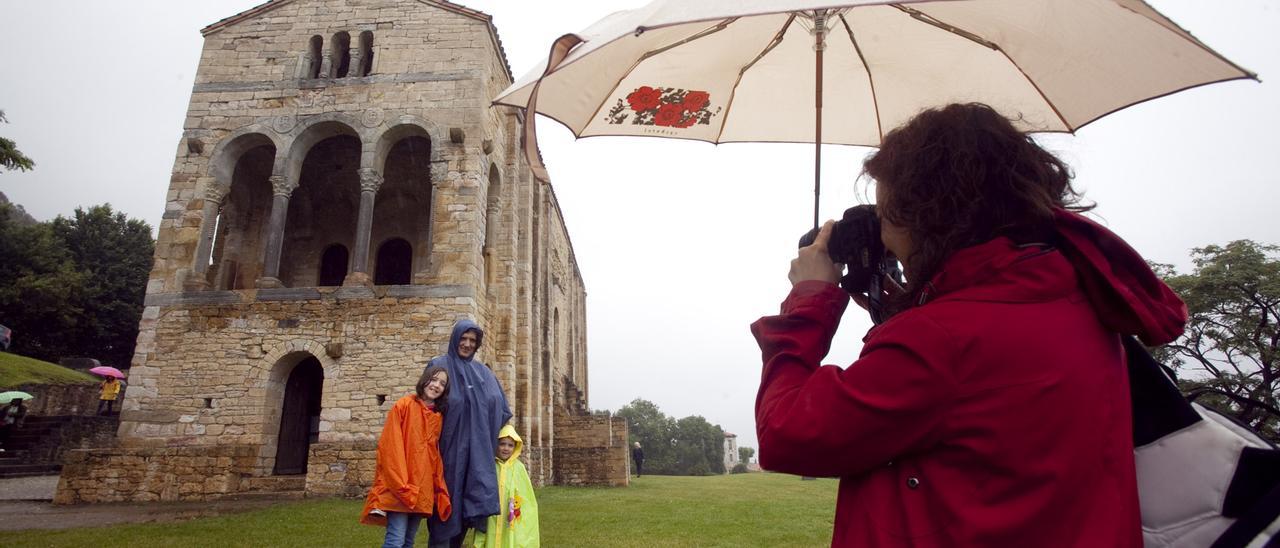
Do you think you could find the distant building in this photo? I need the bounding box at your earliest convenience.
[724,431,739,472]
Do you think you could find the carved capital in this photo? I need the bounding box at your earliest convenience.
[358,168,384,194]
[269,175,296,197]
[203,184,229,204]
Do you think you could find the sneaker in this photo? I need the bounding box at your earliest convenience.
[369,508,387,518]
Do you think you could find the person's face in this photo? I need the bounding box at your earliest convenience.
[875,183,913,267]
[425,371,448,401]
[457,330,479,360]
[497,437,516,460]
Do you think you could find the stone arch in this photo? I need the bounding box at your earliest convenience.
[330,31,352,78]
[281,115,363,186]
[358,31,374,76]
[207,129,283,188]
[484,162,502,295]
[371,118,444,175]
[258,341,337,473]
[306,35,323,79]
[279,120,362,287]
[204,130,281,289]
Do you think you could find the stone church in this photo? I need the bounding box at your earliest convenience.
[56,0,628,503]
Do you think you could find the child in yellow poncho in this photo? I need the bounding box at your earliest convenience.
[473,424,540,548]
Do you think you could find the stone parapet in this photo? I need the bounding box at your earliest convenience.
[9,383,101,417]
[54,444,264,504]
[306,440,377,498]
[552,415,629,487]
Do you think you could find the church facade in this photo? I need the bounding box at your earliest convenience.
[56,0,628,503]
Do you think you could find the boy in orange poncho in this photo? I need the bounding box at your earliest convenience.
[362,366,453,548]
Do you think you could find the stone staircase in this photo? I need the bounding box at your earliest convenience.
[230,475,308,500]
[0,415,118,478]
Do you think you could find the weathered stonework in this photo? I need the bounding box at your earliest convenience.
[57,0,622,504]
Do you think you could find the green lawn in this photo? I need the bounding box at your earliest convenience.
[6,474,838,547]
[0,351,97,388]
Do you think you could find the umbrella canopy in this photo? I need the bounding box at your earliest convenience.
[89,366,125,379]
[0,391,34,405]
[494,0,1255,225]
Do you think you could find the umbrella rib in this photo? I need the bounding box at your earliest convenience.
[715,14,797,144]
[579,18,738,134]
[838,13,882,144]
[889,4,1073,131]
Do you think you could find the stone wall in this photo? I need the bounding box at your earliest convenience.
[12,383,101,417]
[306,440,377,498]
[55,444,262,504]
[24,416,119,465]
[553,415,629,487]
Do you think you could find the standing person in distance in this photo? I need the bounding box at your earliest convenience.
[98,375,122,415]
[427,320,513,548]
[631,442,644,477]
[361,366,453,548]
[753,103,1186,547]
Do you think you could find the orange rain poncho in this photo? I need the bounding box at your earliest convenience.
[360,395,452,525]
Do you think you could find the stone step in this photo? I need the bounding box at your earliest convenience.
[0,463,61,478]
[218,490,307,501]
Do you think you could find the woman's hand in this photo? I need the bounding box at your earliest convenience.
[789,221,842,286]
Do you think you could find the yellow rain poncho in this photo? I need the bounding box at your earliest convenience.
[474,424,540,548]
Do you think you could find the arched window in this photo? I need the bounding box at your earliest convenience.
[331,32,351,78]
[318,244,349,286]
[374,238,412,285]
[358,31,374,76]
[307,35,323,79]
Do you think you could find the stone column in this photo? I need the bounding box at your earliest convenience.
[256,175,296,288]
[348,47,364,79]
[184,184,230,291]
[344,168,383,286]
[299,52,315,78]
[319,51,333,79]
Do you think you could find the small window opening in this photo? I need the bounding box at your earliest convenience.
[204,398,214,409]
[374,238,412,285]
[308,35,323,79]
[359,31,374,76]
[331,32,351,78]
[318,244,350,286]
[376,394,387,406]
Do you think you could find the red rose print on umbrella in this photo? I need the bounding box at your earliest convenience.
[605,87,721,127]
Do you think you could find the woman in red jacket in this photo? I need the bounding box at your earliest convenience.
[753,103,1186,547]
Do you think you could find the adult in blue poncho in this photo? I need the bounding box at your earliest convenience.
[426,319,512,548]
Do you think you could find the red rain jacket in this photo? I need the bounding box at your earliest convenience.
[752,213,1185,547]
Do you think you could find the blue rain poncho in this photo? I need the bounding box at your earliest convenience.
[426,320,513,542]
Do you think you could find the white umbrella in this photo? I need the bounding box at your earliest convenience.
[494,0,1255,227]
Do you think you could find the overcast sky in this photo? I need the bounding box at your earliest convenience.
[2,1,1277,452]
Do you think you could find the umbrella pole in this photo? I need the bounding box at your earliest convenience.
[812,10,827,231]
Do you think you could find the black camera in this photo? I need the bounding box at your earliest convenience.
[798,205,903,324]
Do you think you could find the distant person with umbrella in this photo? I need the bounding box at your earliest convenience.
[426,320,512,548]
[92,367,125,416]
[0,398,28,453]
[631,442,644,477]
[754,103,1186,546]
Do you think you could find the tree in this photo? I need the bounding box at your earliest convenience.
[50,205,154,368]
[0,110,35,173]
[616,398,726,475]
[738,446,755,464]
[0,203,85,361]
[1158,240,1280,442]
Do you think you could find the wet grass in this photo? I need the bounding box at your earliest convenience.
[6,473,837,547]
[0,352,97,388]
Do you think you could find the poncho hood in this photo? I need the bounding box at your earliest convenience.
[1052,209,1188,345]
[496,423,524,465]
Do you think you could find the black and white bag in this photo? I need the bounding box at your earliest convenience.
[1125,336,1280,547]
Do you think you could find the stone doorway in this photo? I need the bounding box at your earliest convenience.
[273,357,324,475]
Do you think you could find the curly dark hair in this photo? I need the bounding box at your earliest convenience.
[863,103,1091,314]
[416,365,450,414]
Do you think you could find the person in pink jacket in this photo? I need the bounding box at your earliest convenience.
[753,103,1187,547]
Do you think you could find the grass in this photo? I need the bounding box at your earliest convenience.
[0,351,97,388]
[5,474,838,547]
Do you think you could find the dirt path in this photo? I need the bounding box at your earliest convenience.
[0,475,291,531]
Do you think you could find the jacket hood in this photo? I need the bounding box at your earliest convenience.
[497,423,523,463]
[1052,208,1187,345]
[447,319,484,360]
